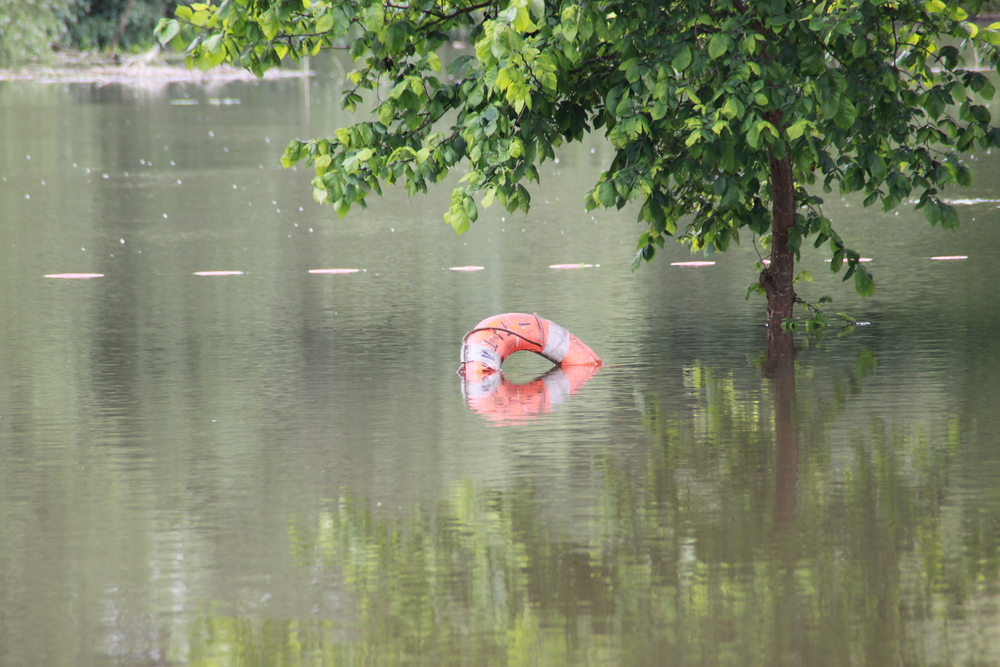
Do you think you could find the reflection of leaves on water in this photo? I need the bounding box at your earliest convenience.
[856,349,878,378]
[181,358,999,666]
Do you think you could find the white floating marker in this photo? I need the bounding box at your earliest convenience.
[944,198,1000,205]
[193,271,244,276]
[670,261,716,267]
[308,268,361,274]
[930,255,968,260]
[449,266,485,271]
[824,257,873,263]
[549,263,596,269]
[45,273,104,279]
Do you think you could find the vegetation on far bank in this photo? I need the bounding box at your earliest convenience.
[0,0,180,67]
[5,0,1000,68]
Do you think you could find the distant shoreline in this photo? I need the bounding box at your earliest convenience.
[5,21,1000,84]
[0,50,311,84]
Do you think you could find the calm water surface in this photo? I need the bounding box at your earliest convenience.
[2,61,1000,666]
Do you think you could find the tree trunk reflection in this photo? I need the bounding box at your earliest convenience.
[764,331,798,529]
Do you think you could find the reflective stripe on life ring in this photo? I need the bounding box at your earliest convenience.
[458,313,602,377]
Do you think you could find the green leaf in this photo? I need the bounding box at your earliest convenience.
[630,251,643,272]
[940,202,960,230]
[925,90,944,119]
[259,8,279,41]
[203,34,223,54]
[977,79,995,101]
[722,96,745,119]
[280,139,306,168]
[923,199,941,226]
[512,4,538,32]
[853,264,876,297]
[709,33,731,60]
[378,104,394,127]
[835,98,857,129]
[956,164,973,187]
[672,45,692,72]
[786,119,808,140]
[364,4,385,31]
[870,154,887,180]
[983,29,1000,46]
[155,19,180,46]
[316,10,335,34]
[481,188,496,208]
[385,22,409,52]
[597,180,617,208]
[446,191,471,234]
[622,58,639,83]
[746,282,766,300]
[313,154,332,172]
[463,195,479,222]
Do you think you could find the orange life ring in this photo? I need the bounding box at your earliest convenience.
[458,313,602,377]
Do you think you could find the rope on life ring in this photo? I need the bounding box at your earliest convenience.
[458,313,602,377]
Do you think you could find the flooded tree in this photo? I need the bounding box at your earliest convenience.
[160,0,1000,342]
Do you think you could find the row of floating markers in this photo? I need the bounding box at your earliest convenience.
[44,266,591,278]
[41,256,971,280]
[450,263,600,271]
[754,256,968,267]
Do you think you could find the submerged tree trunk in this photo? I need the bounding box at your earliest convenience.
[760,126,799,521]
[760,144,797,344]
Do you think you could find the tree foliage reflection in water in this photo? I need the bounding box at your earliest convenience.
[182,353,998,667]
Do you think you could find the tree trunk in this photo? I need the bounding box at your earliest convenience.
[109,0,137,58]
[760,135,797,351]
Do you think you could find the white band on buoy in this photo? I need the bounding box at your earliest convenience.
[462,343,502,371]
[541,320,570,364]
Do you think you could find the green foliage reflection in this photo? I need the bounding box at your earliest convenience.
[184,357,1000,667]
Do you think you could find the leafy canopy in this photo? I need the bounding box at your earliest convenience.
[158,0,1000,298]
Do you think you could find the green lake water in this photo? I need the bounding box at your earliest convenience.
[2,58,1000,666]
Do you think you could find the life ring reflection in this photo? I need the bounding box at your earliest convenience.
[460,364,601,423]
